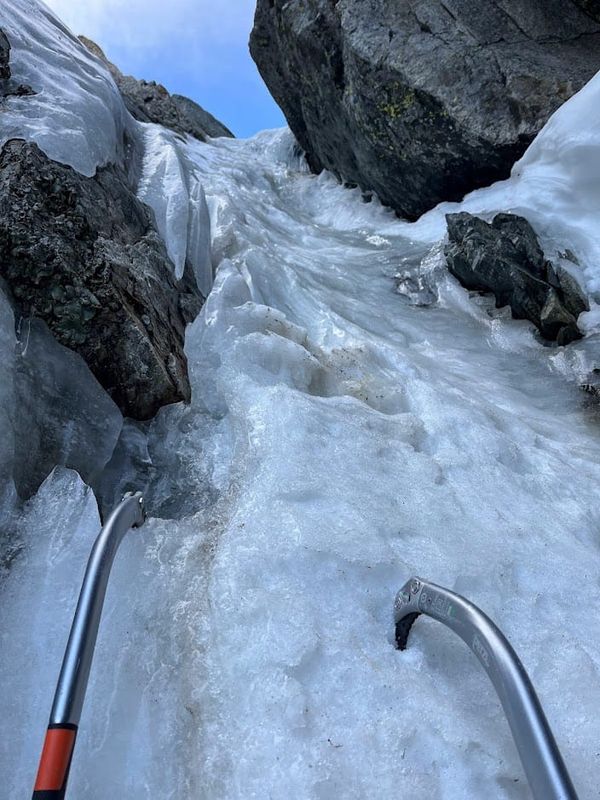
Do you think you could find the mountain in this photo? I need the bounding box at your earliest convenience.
[1,2,600,798]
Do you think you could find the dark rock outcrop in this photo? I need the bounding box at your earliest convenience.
[79,36,234,141]
[0,139,202,420]
[251,1,600,220]
[581,369,600,400]
[0,28,34,97]
[574,0,600,22]
[445,213,589,344]
[0,29,9,80]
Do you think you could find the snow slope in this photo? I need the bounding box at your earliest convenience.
[2,2,600,799]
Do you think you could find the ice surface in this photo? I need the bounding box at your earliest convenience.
[0,469,101,796]
[5,117,600,798]
[0,0,133,176]
[0,287,122,518]
[12,318,123,499]
[0,291,16,524]
[168,129,600,800]
[138,126,213,290]
[2,6,600,796]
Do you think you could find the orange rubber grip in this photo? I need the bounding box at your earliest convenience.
[32,724,77,799]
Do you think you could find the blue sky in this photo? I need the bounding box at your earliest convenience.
[43,0,285,137]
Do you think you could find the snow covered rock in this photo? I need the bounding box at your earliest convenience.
[0,11,217,419]
[0,3,132,176]
[251,0,600,220]
[0,138,201,419]
[445,213,589,344]
[79,36,234,142]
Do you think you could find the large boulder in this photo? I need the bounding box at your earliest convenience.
[445,212,589,344]
[250,1,600,220]
[0,139,202,420]
[79,36,234,141]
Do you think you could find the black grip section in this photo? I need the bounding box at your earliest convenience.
[33,791,67,800]
[395,612,420,650]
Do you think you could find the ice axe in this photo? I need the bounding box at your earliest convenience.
[394,577,578,800]
[32,492,145,799]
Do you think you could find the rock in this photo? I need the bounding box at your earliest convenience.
[170,93,234,140]
[581,369,600,400]
[0,29,10,80]
[79,36,233,141]
[574,0,600,22]
[0,139,202,420]
[250,1,600,220]
[445,212,589,344]
[0,28,34,97]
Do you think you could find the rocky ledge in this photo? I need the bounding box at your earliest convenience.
[0,139,202,420]
[445,213,589,345]
[251,0,600,220]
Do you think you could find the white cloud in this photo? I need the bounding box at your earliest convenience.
[42,0,257,74]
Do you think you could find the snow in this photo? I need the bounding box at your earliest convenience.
[2,3,600,798]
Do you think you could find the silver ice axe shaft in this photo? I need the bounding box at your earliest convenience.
[394,577,578,800]
[32,492,145,800]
